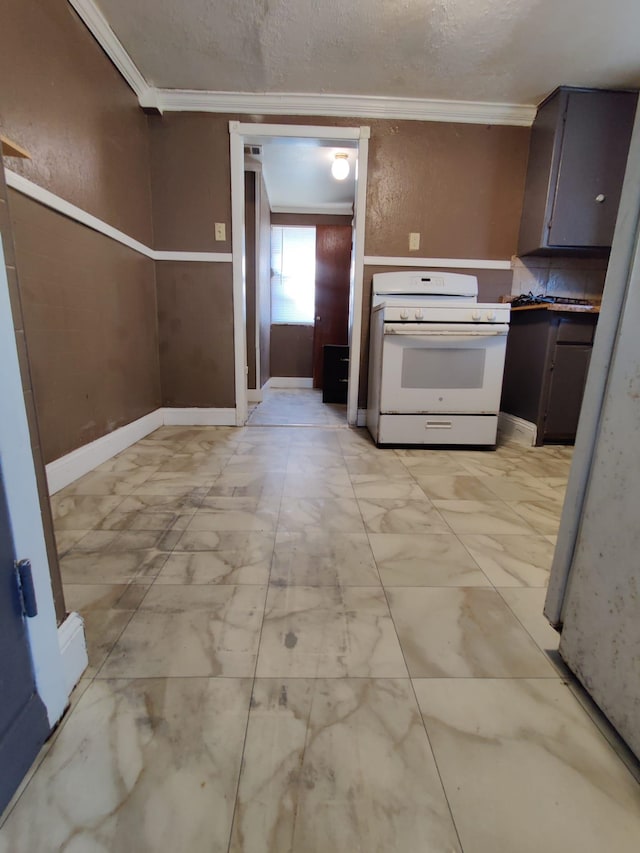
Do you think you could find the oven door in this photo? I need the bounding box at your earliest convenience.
[379,322,509,414]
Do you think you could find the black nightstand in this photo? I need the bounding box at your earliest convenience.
[322,345,349,404]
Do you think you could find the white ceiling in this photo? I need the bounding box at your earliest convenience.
[95,0,640,106]
[249,138,357,214]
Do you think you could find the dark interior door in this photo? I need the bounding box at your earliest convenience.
[0,465,50,813]
[312,225,352,388]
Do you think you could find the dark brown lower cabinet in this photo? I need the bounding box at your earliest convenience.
[500,308,597,445]
[544,343,592,439]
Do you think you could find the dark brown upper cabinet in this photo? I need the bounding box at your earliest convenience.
[518,87,638,256]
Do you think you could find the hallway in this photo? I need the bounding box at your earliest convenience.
[1,423,639,852]
[247,387,347,426]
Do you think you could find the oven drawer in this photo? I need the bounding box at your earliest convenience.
[377,414,498,446]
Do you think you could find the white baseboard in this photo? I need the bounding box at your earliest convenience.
[57,612,88,698]
[267,377,314,389]
[162,407,237,426]
[46,407,238,493]
[46,409,164,494]
[498,412,538,446]
[357,408,367,427]
[247,390,263,403]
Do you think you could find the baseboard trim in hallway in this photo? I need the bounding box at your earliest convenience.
[267,377,313,388]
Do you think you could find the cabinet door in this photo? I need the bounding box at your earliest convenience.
[544,344,592,439]
[548,90,637,248]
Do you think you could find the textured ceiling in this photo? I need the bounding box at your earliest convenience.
[96,0,640,105]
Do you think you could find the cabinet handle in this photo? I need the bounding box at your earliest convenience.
[595,194,606,203]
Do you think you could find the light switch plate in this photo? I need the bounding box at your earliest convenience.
[409,232,420,251]
[215,222,226,241]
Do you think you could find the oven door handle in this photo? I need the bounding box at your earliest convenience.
[384,324,509,336]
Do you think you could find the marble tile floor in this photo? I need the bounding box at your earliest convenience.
[247,387,347,426]
[1,424,640,852]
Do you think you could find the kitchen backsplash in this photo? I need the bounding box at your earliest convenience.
[511,256,608,301]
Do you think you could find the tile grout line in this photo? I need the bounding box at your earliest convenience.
[351,454,468,850]
[364,533,466,851]
[224,432,288,853]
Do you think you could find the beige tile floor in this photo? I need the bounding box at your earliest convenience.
[247,387,346,425]
[1,399,640,851]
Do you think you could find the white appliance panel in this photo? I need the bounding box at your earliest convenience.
[377,414,498,445]
[379,304,510,323]
[379,329,507,414]
[371,271,478,299]
[366,271,510,447]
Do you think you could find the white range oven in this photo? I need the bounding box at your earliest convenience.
[366,271,510,446]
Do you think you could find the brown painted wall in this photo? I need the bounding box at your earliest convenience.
[10,192,160,462]
[0,0,160,464]
[156,263,235,407]
[149,114,231,252]
[365,120,528,258]
[270,325,314,377]
[149,114,236,407]
[0,164,65,623]
[154,114,527,258]
[0,0,153,244]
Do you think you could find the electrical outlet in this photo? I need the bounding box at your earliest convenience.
[409,232,420,251]
[215,222,226,241]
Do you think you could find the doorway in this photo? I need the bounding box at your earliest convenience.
[230,122,370,427]
[248,220,351,427]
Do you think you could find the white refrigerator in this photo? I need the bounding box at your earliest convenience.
[545,105,640,760]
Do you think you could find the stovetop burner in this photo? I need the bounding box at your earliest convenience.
[511,292,593,308]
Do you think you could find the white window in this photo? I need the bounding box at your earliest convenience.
[271,226,316,324]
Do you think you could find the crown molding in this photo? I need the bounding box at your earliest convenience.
[156,89,536,126]
[67,0,160,110]
[67,1,536,127]
[270,203,353,216]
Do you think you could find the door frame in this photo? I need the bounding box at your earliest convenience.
[544,103,640,625]
[0,241,69,726]
[243,163,263,399]
[229,121,370,426]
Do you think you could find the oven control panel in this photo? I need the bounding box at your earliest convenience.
[378,303,511,324]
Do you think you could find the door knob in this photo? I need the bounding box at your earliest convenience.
[595,194,606,203]
[316,316,321,322]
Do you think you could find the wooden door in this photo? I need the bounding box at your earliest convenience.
[312,225,352,388]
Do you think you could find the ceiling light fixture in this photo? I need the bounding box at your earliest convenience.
[331,153,350,181]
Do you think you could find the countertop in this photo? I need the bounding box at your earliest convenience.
[509,303,600,314]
